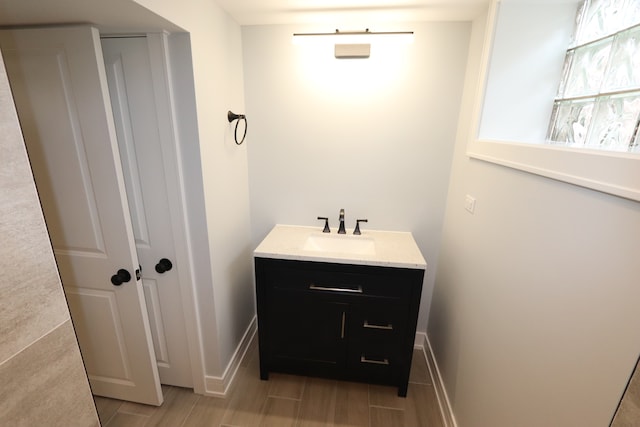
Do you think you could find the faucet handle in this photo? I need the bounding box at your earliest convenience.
[354,219,368,235]
[317,216,330,233]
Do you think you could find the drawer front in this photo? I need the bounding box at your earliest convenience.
[348,344,399,383]
[352,301,406,343]
[347,299,408,381]
[259,258,420,299]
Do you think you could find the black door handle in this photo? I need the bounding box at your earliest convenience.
[155,258,173,274]
[111,269,132,286]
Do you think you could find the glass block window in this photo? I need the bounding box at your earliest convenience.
[547,0,640,152]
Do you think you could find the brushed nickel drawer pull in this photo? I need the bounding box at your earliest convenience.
[341,312,346,339]
[309,284,363,293]
[360,356,390,365]
[363,321,393,330]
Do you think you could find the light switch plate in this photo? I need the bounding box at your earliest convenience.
[465,195,476,214]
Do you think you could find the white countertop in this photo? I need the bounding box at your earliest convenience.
[254,224,427,270]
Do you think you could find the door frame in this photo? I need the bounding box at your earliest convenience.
[135,32,206,394]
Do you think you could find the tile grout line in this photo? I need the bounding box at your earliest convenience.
[101,404,120,427]
[367,384,372,427]
[117,408,154,417]
[0,317,70,369]
[253,379,272,427]
[218,386,237,427]
[266,394,303,401]
[369,403,408,410]
[332,379,338,427]
[177,393,201,427]
[294,377,307,427]
[409,381,433,386]
[292,393,303,427]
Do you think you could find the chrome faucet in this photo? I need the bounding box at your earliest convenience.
[338,209,346,234]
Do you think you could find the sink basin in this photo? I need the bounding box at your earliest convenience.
[303,234,376,256]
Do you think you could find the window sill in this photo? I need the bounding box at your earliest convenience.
[467,138,640,201]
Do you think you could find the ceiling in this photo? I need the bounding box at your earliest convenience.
[0,0,183,33]
[0,0,490,32]
[215,0,490,26]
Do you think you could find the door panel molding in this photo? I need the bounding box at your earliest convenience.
[142,279,171,366]
[65,288,132,382]
[105,53,152,249]
[4,48,108,256]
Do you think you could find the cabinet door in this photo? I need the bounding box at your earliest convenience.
[266,290,348,373]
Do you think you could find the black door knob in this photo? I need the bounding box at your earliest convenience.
[111,269,132,286]
[155,258,173,274]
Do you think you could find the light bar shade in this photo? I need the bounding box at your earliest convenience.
[334,43,371,58]
[293,29,414,45]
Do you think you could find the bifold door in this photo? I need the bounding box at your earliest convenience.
[0,26,163,405]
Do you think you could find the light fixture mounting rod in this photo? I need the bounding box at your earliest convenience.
[293,29,413,37]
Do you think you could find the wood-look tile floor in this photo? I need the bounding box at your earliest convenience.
[94,339,444,427]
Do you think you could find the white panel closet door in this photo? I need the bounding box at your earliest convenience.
[0,26,163,406]
[101,35,193,388]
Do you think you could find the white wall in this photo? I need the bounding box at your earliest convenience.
[429,8,640,426]
[479,1,577,142]
[133,0,254,377]
[242,22,471,330]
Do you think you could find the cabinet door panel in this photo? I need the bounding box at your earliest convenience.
[266,290,347,368]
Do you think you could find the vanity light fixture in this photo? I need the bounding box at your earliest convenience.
[292,29,414,42]
[292,29,414,59]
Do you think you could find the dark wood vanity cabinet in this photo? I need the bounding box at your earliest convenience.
[255,257,424,397]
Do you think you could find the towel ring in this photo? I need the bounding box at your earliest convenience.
[227,110,248,145]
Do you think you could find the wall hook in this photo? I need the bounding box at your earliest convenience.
[227,110,248,145]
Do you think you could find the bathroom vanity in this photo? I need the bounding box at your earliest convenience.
[254,225,426,396]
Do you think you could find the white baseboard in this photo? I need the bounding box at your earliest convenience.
[202,315,257,397]
[415,331,428,348]
[416,332,457,427]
